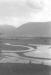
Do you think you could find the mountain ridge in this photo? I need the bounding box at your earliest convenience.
[16,22,51,37]
[0,22,51,39]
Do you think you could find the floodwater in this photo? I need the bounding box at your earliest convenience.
[0,39,51,75]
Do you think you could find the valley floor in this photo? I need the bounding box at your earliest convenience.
[0,38,51,75]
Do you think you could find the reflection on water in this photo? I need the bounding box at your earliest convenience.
[0,39,51,75]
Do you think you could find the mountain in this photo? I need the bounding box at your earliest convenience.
[0,22,51,39]
[0,25,17,39]
[16,22,51,37]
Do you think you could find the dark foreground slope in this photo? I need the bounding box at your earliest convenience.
[0,63,50,75]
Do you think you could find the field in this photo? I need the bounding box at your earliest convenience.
[0,37,51,75]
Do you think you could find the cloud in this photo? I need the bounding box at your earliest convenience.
[0,0,44,18]
[0,16,29,27]
[26,0,44,10]
[0,2,30,18]
[0,0,50,27]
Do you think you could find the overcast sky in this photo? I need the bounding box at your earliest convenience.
[0,0,49,27]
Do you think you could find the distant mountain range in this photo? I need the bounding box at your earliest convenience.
[0,25,17,39]
[0,22,51,39]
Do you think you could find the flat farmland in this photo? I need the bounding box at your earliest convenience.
[0,37,51,75]
[0,38,51,64]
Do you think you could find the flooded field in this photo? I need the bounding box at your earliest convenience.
[0,38,51,75]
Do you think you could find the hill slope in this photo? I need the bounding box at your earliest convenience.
[0,22,51,39]
[0,25,17,39]
[16,22,51,37]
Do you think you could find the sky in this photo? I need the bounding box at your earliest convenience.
[0,0,50,28]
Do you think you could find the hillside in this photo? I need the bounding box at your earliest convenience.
[16,22,51,37]
[0,22,51,39]
[0,25,17,39]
